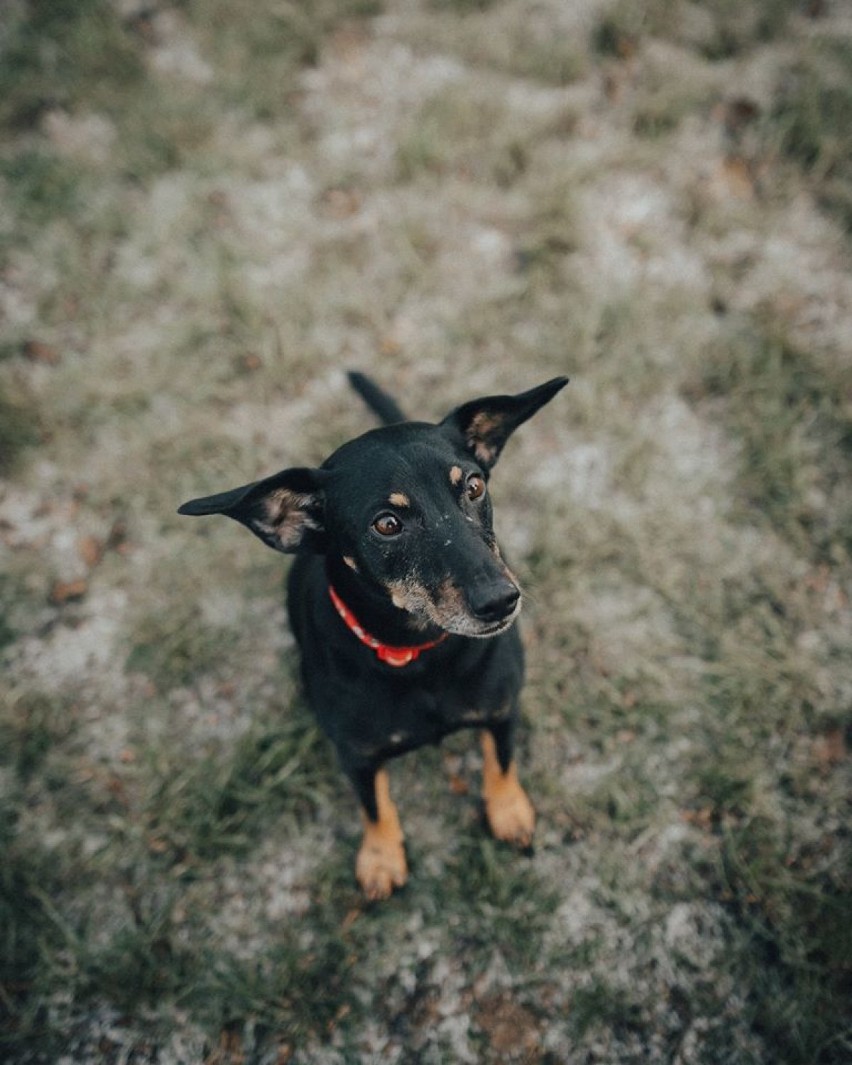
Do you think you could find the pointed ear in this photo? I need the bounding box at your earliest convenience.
[178,467,329,553]
[440,376,569,469]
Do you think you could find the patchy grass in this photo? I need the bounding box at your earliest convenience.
[686,315,852,559]
[769,37,852,232]
[630,48,720,138]
[395,83,531,186]
[0,387,41,475]
[125,603,239,690]
[179,0,384,120]
[0,813,68,1057]
[395,0,587,88]
[0,0,144,129]
[1,0,851,1062]
[142,711,334,860]
[595,0,799,61]
[0,149,83,225]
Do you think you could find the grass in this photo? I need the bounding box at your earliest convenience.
[686,316,852,560]
[595,0,799,61]
[769,37,852,232]
[0,386,41,475]
[142,713,334,861]
[395,85,516,183]
[0,819,67,1053]
[125,603,240,690]
[0,149,82,224]
[707,811,851,1063]
[1,0,851,1062]
[409,1,587,87]
[0,0,144,129]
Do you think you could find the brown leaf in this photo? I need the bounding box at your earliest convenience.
[476,992,541,1058]
[106,519,130,552]
[379,335,402,358]
[448,773,469,796]
[78,535,104,568]
[814,727,846,770]
[719,156,755,199]
[23,339,61,365]
[50,578,88,604]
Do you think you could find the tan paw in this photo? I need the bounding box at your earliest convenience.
[485,782,536,848]
[480,731,536,849]
[356,834,408,900]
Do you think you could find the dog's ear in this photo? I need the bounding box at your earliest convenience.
[178,467,329,553]
[440,377,569,469]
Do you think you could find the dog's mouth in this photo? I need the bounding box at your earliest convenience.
[449,618,516,638]
[443,597,522,638]
[388,576,522,639]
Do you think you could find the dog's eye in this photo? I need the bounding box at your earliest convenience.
[466,475,486,502]
[372,513,403,537]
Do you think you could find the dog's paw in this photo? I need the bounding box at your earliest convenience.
[485,783,536,849]
[356,833,408,900]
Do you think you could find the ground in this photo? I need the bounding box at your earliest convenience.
[1,1,851,1062]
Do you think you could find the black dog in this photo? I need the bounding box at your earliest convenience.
[179,372,568,898]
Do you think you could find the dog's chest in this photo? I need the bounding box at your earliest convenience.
[345,676,496,760]
[314,655,516,761]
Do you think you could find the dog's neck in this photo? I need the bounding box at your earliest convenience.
[327,584,447,667]
[325,555,447,649]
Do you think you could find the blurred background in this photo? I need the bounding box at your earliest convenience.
[1,1,850,1061]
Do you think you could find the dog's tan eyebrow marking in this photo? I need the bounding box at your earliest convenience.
[343,555,359,572]
[449,465,463,485]
[388,492,410,508]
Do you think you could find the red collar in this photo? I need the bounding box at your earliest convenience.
[328,584,447,667]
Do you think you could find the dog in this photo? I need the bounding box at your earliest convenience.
[179,371,568,898]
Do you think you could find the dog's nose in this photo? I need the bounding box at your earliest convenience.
[469,581,521,624]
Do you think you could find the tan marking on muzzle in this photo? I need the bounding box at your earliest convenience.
[387,578,434,630]
[434,577,467,618]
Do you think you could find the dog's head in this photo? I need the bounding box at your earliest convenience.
[179,377,568,637]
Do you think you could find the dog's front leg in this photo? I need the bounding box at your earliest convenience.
[349,765,408,900]
[481,724,536,849]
